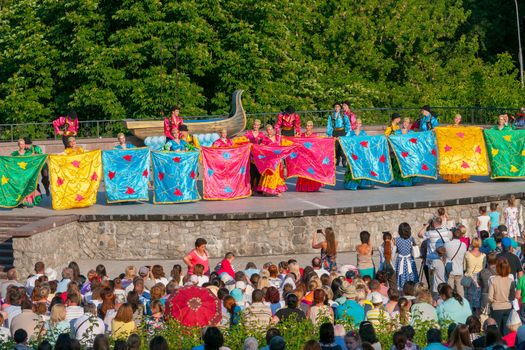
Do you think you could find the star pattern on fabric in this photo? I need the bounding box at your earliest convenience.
[17,162,27,170]
[484,129,525,178]
[0,154,47,208]
[1,175,9,185]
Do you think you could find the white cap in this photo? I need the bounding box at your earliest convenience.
[45,268,57,281]
[370,292,383,304]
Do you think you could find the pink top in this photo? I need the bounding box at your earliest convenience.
[212,138,234,148]
[164,116,184,140]
[244,130,266,144]
[53,116,79,135]
[261,135,281,146]
[344,110,357,130]
[300,132,318,138]
[275,113,301,135]
[187,249,209,275]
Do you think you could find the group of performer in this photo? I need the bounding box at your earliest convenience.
[8,104,523,207]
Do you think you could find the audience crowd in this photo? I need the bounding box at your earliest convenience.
[0,200,524,350]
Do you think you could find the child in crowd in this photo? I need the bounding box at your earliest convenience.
[430,246,447,298]
[489,202,500,234]
[193,264,209,287]
[505,195,521,239]
[476,206,491,236]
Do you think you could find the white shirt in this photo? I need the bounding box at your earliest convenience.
[24,274,43,295]
[424,227,452,254]
[314,268,330,278]
[444,239,467,276]
[477,215,491,231]
[66,306,85,322]
[73,314,105,347]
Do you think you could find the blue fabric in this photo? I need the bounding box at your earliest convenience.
[165,139,188,151]
[114,144,135,149]
[395,237,419,288]
[335,299,365,326]
[326,112,351,136]
[339,135,393,183]
[420,114,439,131]
[102,148,150,203]
[388,131,438,179]
[347,130,368,137]
[152,151,200,203]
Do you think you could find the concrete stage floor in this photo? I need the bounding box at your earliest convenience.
[0,167,523,219]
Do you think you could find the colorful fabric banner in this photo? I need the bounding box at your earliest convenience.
[49,150,102,210]
[434,126,489,176]
[202,144,251,200]
[252,144,298,175]
[102,148,150,203]
[152,151,201,203]
[388,131,438,179]
[339,135,393,183]
[484,129,525,179]
[0,155,47,208]
[285,137,336,185]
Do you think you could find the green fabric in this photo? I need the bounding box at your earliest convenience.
[484,129,525,179]
[0,154,47,208]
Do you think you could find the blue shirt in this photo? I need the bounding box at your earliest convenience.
[56,278,71,293]
[420,114,439,131]
[326,112,351,137]
[436,298,471,324]
[165,139,188,151]
[489,211,500,232]
[422,343,449,350]
[335,299,365,326]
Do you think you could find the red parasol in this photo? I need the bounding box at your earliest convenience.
[164,286,222,327]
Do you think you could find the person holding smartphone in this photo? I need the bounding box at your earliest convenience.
[312,228,338,271]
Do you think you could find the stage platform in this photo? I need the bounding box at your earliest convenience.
[0,167,523,221]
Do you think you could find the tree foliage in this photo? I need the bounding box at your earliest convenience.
[0,0,523,123]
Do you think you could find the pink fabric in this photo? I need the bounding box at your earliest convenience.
[244,130,266,144]
[164,116,183,140]
[188,250,209,275]
[275,113,301,135]
[460,236,470,250]
[212,138,234,148]
[345,111,357,130]
[217,259,235,278]
[251,144,298,175]
[53,116,78,135]
[202,144,251,200]
[285,137,336,185]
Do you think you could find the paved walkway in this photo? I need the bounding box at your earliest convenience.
[0,169,523,218]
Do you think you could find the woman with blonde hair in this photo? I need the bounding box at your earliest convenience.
[463,237,485,312]
[505,195,520,239]
[45,303,70,345]
[112,303,136,339]
[312,228,338,271]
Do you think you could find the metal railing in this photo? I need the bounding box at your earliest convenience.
[0,106,519,142]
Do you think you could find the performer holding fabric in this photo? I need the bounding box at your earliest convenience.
[212,129,234,148]
[275,106,301,137]
[115,133,135,149]
[245,119,265,188]
[384,113,401,136]
[326,102,351,166]
[296,121,323,192]
[347,118,367,137]
[440,115,470,184]
[390,117,417,187]
[256,125,292,196]
[24,137,49,196]
[493,115,513,131]
[164,106,184,140]
[63,137,84,155]
[164,129,188,152]
[342,101,357,130]
[10,139,42,207]
[179,125,200,150]
[53,111,79,148]
[418,105,439,131]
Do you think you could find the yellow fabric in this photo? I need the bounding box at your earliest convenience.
[184,134,200,149]
[49,150,102,210]
[435,126,488,176]
[63,147,85,155]
[384,124,400,136]
[258,163,285,193]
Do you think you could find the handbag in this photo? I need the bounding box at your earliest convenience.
[411,237,421,259]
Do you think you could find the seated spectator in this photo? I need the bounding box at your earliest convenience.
[307,289,334,325]
[243,289,272,329]
[319,322,343,350]
[244,336,258,350]
[73,303,105,348]
[410,287,437,323]
[423,328,448,350]
[448,323,473,350]
[46,303,70,345]
[269,336,286,350]
[65,292,84,322]
[503,310,522,347]
[436,284,471,324]
[150,335,169,350]
[334,282,364,326]
[391,330,407,350]
[13,329,32,350]
[344,331,360,350]
[217,252,236,279]
[358,321,381,350]
[264,287,283,315]
[274,293,306,323]
[365,292,390,326]
[111,303,136,339]
[261,328,281,350]
[56,268,73,293]
[92,333,110,350]
[10,299,39,340]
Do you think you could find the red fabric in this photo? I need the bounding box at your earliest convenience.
[53,116,78,135]
[212,138,234,148]
[202,144,251,200]
[165,286,222,327]
[503,331,517,347]
[295,178,323,192]
[244,130,266,144]
[163,116,183,140]
[217,259,235,278]
[344,111,357,130]
[460,236,470,250]
[285,137,336,185]
[275,113,301,135]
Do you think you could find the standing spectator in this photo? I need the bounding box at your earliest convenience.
[395,223,419,288]
[418,217,452,286]
[489,257,516,332]
[243,290,272,329]
[505,195,520,239]
[25,262,45,295]
[436,284,471,324]
[478,253,498,311]
[489,203,501,234]
[356,231,374,278]
[497,237,524,279]
[445,228,467,297]
[319,323,343,350]
[477,206,491,236]
[183,238,210,275]
[430,246,447,297]
[463,237,485,312]
[312,228,338,272]
[379,232,396,289]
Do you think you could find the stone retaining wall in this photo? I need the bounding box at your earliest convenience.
[12,198,521,277]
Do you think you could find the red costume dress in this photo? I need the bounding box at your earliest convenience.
[53,116,79,147]
[212,138,234,148]
[256,135,289,195]
[163,115,184,140]
[244,130,266,188]
[295,132,323,192]
[275,113,301,136]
